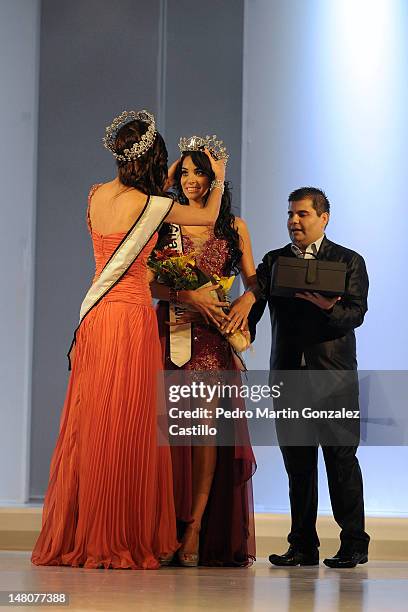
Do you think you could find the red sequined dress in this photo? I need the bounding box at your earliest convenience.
[156,227,256,566]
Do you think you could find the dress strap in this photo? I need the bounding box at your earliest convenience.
[87,183,103,234]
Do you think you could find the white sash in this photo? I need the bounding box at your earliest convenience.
[68,195,174,368]
[165,224,193,367]
[162,225,248,371]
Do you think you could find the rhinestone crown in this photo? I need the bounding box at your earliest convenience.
[103,110,157,162]
[178,134,229,164]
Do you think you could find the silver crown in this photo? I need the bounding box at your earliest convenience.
[103,110,157,162]
[178,134,229,164]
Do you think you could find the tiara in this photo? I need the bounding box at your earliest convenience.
[178,134,229,164]
[103,110,157,162]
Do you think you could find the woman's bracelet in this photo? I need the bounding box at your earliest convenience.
[210,179,225,195]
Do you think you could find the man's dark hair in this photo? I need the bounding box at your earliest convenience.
[288,187,330,216]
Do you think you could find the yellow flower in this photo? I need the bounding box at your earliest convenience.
[186,255,196,266]
[213,274,235,294]
[172,253,196,267]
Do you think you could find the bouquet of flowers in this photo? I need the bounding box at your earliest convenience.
[148,249,250,353]
[148,247,207,290]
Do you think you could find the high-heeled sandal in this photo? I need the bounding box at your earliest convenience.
[159,552,175,566]
[178,524,200,567]
[178,550,199,567]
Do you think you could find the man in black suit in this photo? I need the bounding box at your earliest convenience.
[249,187,370,568]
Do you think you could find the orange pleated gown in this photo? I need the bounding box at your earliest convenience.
[31,189,179,570]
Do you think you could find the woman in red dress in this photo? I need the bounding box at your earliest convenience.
[150,139,258,566]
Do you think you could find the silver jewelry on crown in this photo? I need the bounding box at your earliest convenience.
[178,134,229,164]
[103,110,157,162]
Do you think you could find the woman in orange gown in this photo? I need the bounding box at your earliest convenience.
[31,110,228,570]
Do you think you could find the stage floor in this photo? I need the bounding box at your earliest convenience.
[0,552,407,611]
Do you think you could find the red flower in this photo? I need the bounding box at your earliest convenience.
[155,248,180,261]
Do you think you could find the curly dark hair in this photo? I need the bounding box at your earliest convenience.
[114,120,168,196]
[159,151,242,274]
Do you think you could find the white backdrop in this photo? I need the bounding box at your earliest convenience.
[242,0,408,516]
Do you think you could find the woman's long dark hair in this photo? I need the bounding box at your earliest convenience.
[114,120,168,196]
[163,151,242,274]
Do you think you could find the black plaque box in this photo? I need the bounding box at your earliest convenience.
[271,256,347,297]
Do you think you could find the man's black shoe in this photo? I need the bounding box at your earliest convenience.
[269,546,319,567]
[323,549,368,569]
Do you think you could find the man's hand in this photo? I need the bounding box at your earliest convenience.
[295,292,341,310]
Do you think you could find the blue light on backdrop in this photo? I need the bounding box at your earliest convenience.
[242,0,408,516]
